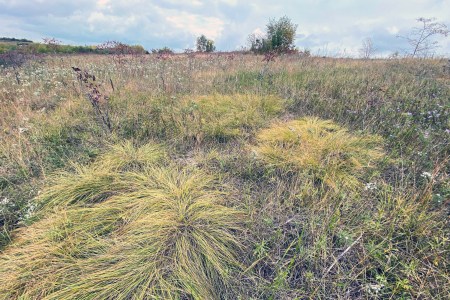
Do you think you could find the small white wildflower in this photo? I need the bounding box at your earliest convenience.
[23,203,37,220]
[0,197,9,205]
[434,194,442,203]
[365,182,377,191]
[367,284,384,293]
[420,171,432,179]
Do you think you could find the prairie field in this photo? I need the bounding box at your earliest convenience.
[0,53,449,299]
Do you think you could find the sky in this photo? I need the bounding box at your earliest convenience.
[1,0,449,57]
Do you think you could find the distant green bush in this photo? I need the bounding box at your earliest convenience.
[248,16,298,54]
[196,35,216,53]
[0,44,17,54]
[151,46,174,54]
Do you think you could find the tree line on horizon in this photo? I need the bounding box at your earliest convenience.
[0,17,304,58]
[1,16,448,60]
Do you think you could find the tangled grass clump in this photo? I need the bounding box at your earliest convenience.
[253,117,384,191]
[0,142,245,300]
[37,141,167,209]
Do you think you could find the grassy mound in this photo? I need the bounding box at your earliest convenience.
[0,142,245,300]
[253,117,384,191]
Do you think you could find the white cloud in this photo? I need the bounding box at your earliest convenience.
[166,12,225,40]
[219,0,238,5]
[251,27,265,36]
[97,0,110,6]
[87,12,139,34]
[386,26,399,35]
[165,0,203,6]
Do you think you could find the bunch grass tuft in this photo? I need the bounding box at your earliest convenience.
[0,142,245,300]
[253,117,384,191]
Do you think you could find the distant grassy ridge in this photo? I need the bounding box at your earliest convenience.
[0,38,147,55]
[0,37,33,44]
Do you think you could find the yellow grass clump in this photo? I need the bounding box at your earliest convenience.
[181,93,285,141]
[198,93,284,130]
[253,117,384,191]
[37,140,167,208]
[0,142,245,300]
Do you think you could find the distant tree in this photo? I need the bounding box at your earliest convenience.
[247,32,271,53]
[359,38,375,59]
[248,16,297,54]
[196,35,216,52]
[400,17,449,58]
[266,16,298,52]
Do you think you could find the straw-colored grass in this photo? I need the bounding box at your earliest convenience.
[0,142,245,299]
[253,117,384,191]
[37,141,167,209]
[96,140,167,171]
